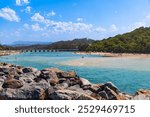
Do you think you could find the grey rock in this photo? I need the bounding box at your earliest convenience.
[68,85,81,91]
[0,76,7,80]
[46,87,56,99]
[104,86,118,100]
[79,78,91,86]
[0,72,5,76]
[39,70,59,86]
[132,94,150,100]
[57,71,77,78]
[0,85,46,100]
[43,68,63,73]
[59,78,66,83]
[21,72,36,79]
[33,80,51,90]
[132,89,150,100]
[0,67,9,74]
[50,89,96,100]
[21,77,33,84]
[0,79,4,86]
[98,91,109,99]
[2,79,23,89]
[104,82,120,94]
[0,86,3,92]
[54,82,69,90]
[22,67,37,73]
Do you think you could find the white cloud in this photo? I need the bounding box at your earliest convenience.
[54,22,93,32]
[16,0,21,6]
[25,6,31,13]
[31,13,46,23]
[31,13,94,33]
[76,17,83,22]
[31,23,42,31]
[95,27,106,33]
[0,7,20,22]
[16,0,29,6]
[110,24,118,32]
[47,10,56,17]
[131,22,146,30]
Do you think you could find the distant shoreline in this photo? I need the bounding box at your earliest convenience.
[74,52,150,58]
[0,50,21,56]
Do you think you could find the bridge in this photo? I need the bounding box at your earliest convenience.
[21,49,79,53]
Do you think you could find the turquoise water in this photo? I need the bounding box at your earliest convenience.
[0,52,150,94]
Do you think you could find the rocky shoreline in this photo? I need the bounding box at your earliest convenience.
[0,62,150,100]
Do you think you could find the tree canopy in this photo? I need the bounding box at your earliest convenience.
[86,27,150,53]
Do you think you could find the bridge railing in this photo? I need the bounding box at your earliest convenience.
[21,49,79,53]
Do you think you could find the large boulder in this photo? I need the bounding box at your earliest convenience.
[132,89,150,100]
[40,70,58,79]
[103,82,120,94]
[0,67,9,74]
[19,72,37,84]
[43,68,63,73]
[0,67,18,76]
[0,85,46,100]
[49,89,96,100]
[69,78,82,86]
[0,76,7,80]
[20,77,33,84]
[49,78,59,86]
[68,85,93,96]
[32,80,51,90]
[54,81,69,90]
[98,91,109,99]
[116,93,132,100]
[0,72,5,76]
[96,83,120,100]
[89,84,103,93]
[0,79,4,86]
[79,78,91,86]
[39,69,59,86]
[103,86,118,100]
[57,71,77,78]
[0,88,16,99]
[22,67,37,73]
[2,79,23,89]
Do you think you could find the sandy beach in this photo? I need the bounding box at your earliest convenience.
[0,50,21,56]
[74,52,150,58]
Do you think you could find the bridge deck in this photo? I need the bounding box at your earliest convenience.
[21,49,78,52]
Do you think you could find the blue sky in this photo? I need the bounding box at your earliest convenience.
[0,0,150,44]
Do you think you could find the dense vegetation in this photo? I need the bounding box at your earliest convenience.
[14,38,94,51]
[86,27,150,53]
[45,38,94,51]
[0,44,6,50]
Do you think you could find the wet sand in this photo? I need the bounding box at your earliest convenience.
[74,52,150,58]
[59,55,150,71]
[0,50,21,56]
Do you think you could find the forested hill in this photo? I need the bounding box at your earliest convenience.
[86,27,150,53]
[14,38,94,51]
[0,44,7,50]
[45,38,94,51]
